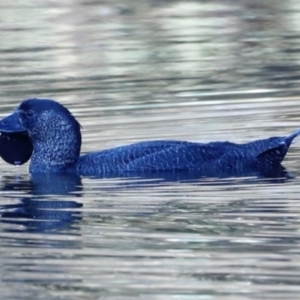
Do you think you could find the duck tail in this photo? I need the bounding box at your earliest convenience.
[257,129,300,165]
[283,128,300,146]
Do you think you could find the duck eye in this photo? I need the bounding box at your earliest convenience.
[26,110,34,117]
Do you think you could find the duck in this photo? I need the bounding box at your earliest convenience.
[0,98,298,178]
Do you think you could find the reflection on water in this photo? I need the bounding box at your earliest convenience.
[0,172,288,235]
[0,174,82,232]
[0,0,300,299]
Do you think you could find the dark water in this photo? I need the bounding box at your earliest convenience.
[1,1,300,299]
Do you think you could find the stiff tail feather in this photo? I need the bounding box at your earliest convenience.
[257,128,300,165]
[282,128,300,146]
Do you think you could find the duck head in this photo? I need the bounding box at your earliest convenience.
[0,98,82,172]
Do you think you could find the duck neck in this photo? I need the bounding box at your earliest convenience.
[29,129,81,173]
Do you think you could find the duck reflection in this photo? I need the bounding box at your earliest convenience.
[0,167,292,234]
[0,173,82,232]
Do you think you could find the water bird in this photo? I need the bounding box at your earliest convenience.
[0,98,298,178]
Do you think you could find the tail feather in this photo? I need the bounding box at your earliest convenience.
[256,128,300,165]
[283,128,300,146]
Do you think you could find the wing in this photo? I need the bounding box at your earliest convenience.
[78,140,234,175]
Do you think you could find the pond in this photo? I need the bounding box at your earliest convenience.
[1,1,300,299]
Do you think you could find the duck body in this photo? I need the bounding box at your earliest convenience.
[76,137,290,177]
[76,140,233,175]
[0,98,298,178]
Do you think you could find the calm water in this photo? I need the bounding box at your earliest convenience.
[1,1,300,299]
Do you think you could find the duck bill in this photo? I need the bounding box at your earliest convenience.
[0,111,27,133]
